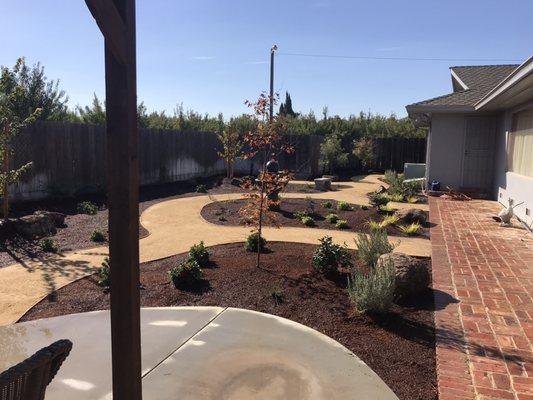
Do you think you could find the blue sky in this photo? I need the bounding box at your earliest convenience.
[1,0,531,118]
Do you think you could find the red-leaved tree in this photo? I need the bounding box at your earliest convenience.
[239,93,293,268]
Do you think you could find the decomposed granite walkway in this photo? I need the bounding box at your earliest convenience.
[0,174,430,325]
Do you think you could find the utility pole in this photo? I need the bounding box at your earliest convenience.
[269,45,277,122]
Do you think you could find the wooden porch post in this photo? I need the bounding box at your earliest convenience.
[85,0,141,399]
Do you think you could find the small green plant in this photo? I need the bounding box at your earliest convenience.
[361,205,369,210]
[383,170,397,184]
[366,220,383,231]
[77,201,98,215]
[335,219,348,229]
[378,204,395,213]
[188,241,210,267]
[40,238,58,253]
[388,193,405,202]
[322,201,333,209]
[301,216,315,227]
[406,196,419,204]
[169,259,204,289]
[195,184,208,193]
[381,215,399,227]
[97,257,111,287]
[368,193,389,207]
[355,230,394,268]
[270,285,284,304]
[312,236,352,274]
[398,222,421,235]
[245,232,267,252]
[294,210,309,221]
[325,213,339,224]
[337,201,352,211]
[348,261,395,314]
[90,230,106,242]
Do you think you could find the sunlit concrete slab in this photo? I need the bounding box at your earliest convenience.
[143,308,398,400]
[0,307,223,400]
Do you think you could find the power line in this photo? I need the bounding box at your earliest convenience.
[278,52,522,63]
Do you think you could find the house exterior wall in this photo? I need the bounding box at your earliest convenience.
[426,113,466,189]
[493,108,533,227]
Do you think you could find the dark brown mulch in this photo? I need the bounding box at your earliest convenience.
[21,242,436,400]
[201,198,430,238]
[0,177,244,268]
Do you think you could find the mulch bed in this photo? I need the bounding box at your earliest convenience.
[0,177,243,268]
[202,198,430,238]
[21,242,436,400]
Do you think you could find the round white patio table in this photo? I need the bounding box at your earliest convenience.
[0,307,398,399]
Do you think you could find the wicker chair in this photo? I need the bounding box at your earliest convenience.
[0,339,72,400]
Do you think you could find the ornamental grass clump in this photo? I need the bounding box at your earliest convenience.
[97,257,111,288]
[40,238,58,253]
[368,192,389,207]
[188,241,210,267]
[169,259,204,289]
[301,216,315,227]
[354,229,394,268]
[398,222,421,235]
[90,229,106,242]
[380,215,399,228]
[348,260,395,314]
[312,236,352,274]
[378,204,395,213]
[322,201,333,209]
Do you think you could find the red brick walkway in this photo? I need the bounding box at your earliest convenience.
[430,197,533,400]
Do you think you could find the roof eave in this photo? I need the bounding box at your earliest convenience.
[475,56,533,110]
[406,104,475,114]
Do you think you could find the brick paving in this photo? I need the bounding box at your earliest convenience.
[430,197,533,400]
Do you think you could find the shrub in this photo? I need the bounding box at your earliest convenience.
[348,261,395,314]
[368,193,389,207]
[366,220,383,231]
[378,204,395,213]
[380,215,399,227]
[406,195,419,204]
[325,213,339,224]
[90,230,106,242]
[337,201,352,211]
[294,210,309,221]
[361,205,369,210]
[388,193,405,202]
[322,201,333,209]
[355,230,394,268]
[383,170,396,184]
[40,238,58,253]
[97,257,111,287]
[312,236,352,273]
[195,184,207,193]
[188,241,210,267]
[335,219,348,229]
[169,259,204,289]
[301,216,315,227]
[398,222,421,235]
[245,232,266,252]
[77,201,98,215]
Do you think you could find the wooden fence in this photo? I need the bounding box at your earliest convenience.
[9,122,323,201]
[367,137,426,172]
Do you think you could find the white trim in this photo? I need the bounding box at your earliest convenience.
[475,56,533,110]
[450,68,469,90]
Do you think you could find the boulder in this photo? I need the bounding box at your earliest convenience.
[12,211,66,238]
[395,208,428,225]
[376,252,430,299]
[314,177,332,191]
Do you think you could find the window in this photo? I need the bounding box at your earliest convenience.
[508,109,533,178]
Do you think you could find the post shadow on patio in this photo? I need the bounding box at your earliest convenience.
[84,0,142,399]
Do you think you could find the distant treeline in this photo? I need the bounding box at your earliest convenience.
[3,58,426,139]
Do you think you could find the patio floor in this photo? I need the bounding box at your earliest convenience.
[429,197,533,400]
[0,307,398,399]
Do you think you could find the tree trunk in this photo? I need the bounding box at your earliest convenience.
[3,145,9,220]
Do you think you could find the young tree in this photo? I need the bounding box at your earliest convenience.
[217,128,242,179]
[353,137,376,171]
[239,93,293,268]
[0,58,42,219]
[319,133,349,174]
